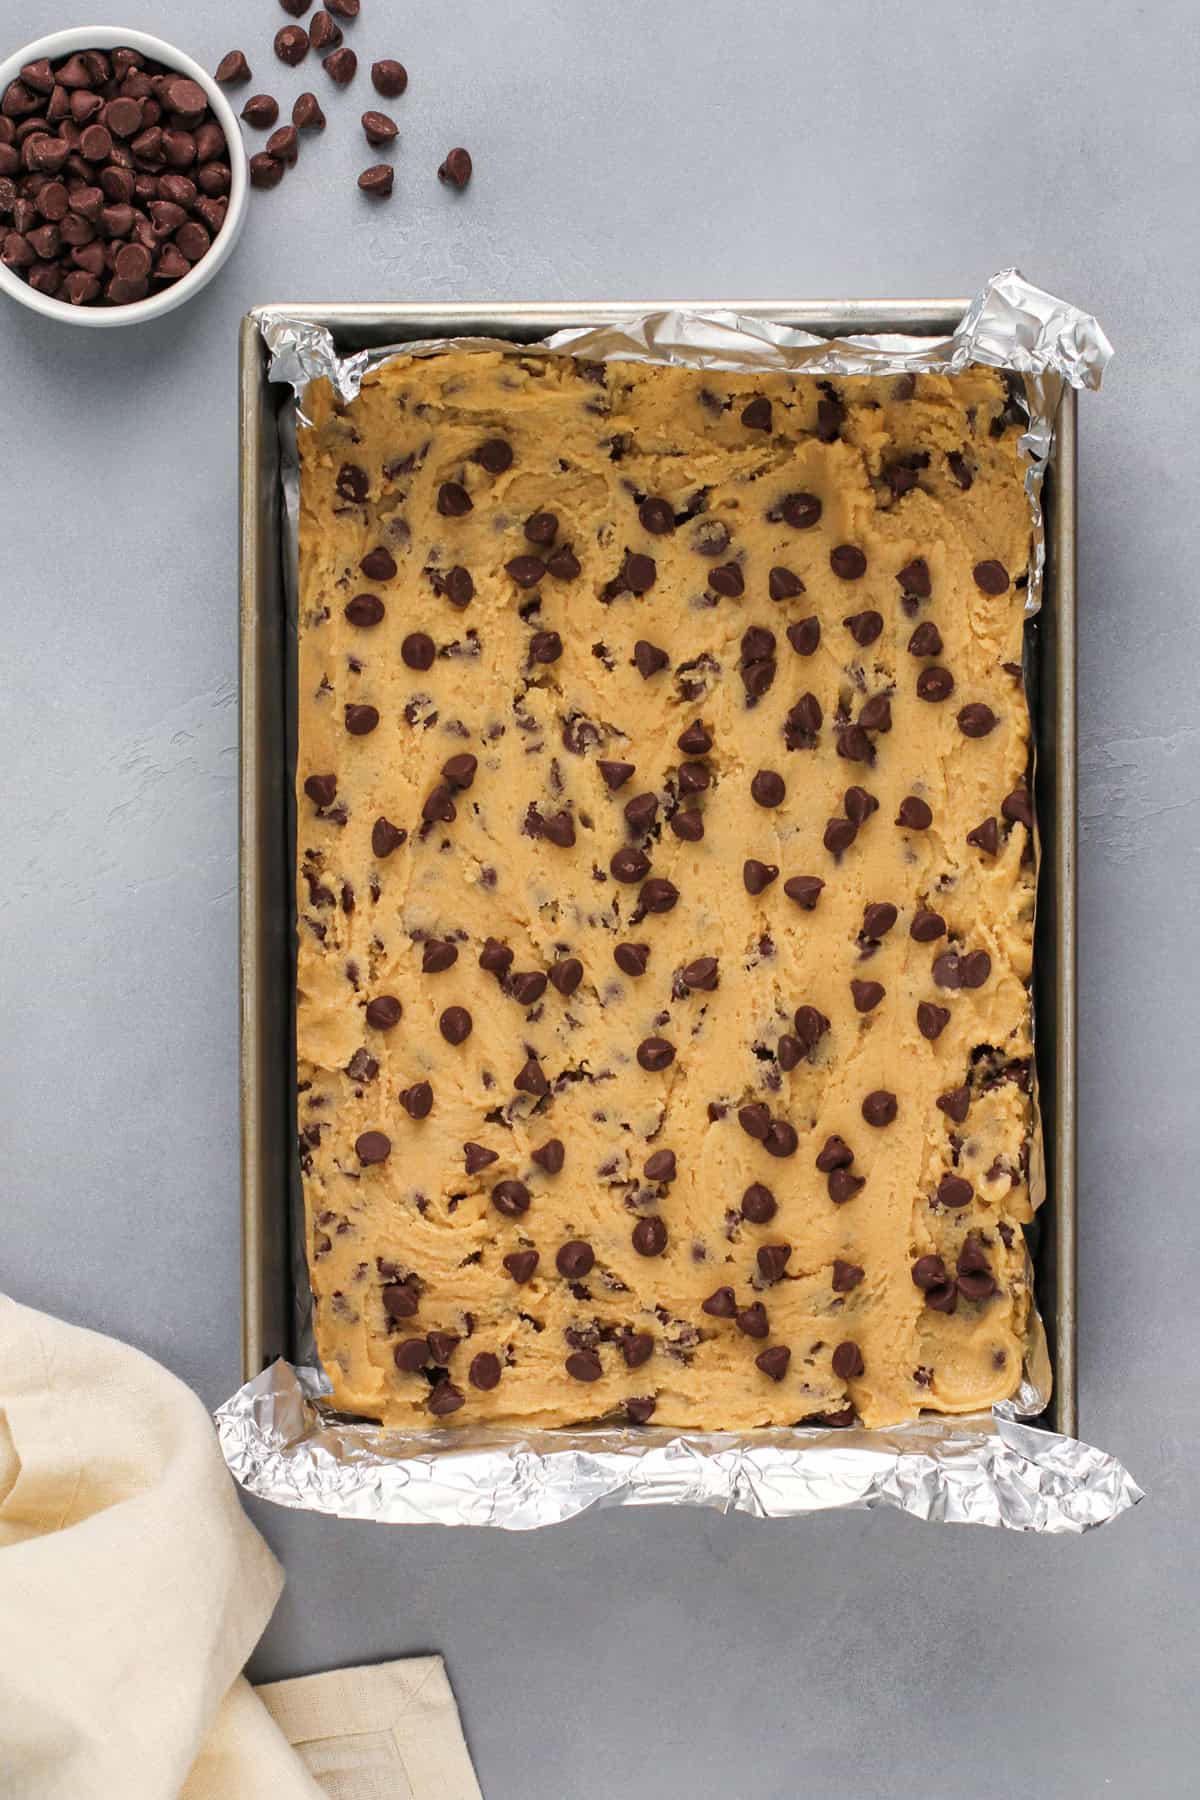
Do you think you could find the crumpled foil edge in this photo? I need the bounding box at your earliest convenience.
[217,1360,1142,1535]
[231,272,1139,1532]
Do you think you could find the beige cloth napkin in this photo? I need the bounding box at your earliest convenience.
[0,1296,480,1800]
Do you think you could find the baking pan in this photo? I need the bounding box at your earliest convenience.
[239,301,1077,1438]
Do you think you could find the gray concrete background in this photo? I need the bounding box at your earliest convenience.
[2,1,1196,1794]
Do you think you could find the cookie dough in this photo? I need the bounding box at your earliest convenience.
[296,349,1038,1430]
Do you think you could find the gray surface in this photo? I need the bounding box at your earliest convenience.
[1,1,1195,1794]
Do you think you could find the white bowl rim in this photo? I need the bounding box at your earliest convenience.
[0,24,248,328]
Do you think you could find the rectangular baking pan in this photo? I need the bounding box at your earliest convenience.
[239,301,1077,1438]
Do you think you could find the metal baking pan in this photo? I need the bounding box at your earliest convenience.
[239,301,1077,1438]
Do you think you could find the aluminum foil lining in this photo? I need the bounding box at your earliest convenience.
[217,1360,1142,1535]
[224,272,1140,1532]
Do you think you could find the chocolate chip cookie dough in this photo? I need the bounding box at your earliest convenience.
[296,348,1038,1431]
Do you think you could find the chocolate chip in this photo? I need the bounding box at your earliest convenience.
[644,1149,676,1184]
[510,971,548,1006]
[785,693,823,746]
[372,60,409,97]
[947,450,973,489]
[304,772,337,807]
[422,784,456,824]
[960,950,991,988]
[956,1234,997,1300]
[503,1250,539,1283]
[215,51,252,84]
[816,1136,853,1176]
[741,396,772,430]
[291,90,323,130]
[917,1002,950,1040]
[550,957,583,997]
[479,939,514,978]
[393,1336,429,1372]
[399,631,436,672]
[428,1383,464,1417]
[743,859,778,896]
[906,621,942,660]
[639,878,679,913]
[611,846,651,884]
[399,1080,434,1119]
[437,481,472,517]
[422,939,458,974]
[830,545,867,581]
[832,1259,864,1293]
[637,1037,675,1072]
[702,1285,737,1317]
[740,1183,776,1225]
[638,496,675,534]
[492,1178,531,1218]
[556,1239,595,1279]
[365,995,402,1031]
[769,567,805,602]
[763,1119,798,1158]
[464,1141,499,1175]
[620,551,656,594]
[937,1173,973,1210]
[825,1162,861,1196]
[632,639,670,679]
[824,817,857,856]
[680,955,718,991]
[310,13,342,52]
[756,1242,791,1283]
[861,902,897,941]
[622,1332,654,1368]
[275,26,310,66]
[691,518,730,557]
[783,876,824,910]
[752,1345,789,1382]
[735,1302,769,1339]
[677,762,711,796]
[932,953,962,991]
[779,492,822,529]
[910,908,946,942]
[777,1034,802,1070]
[676,719,712,755]
[344,703,379,735]
[372,816,406,857]
[623,792,659,835]
[547,546,581,581]
[738,1102,771,1141]
[709,562,745,598]
[439,1006,472,1046]
[528,1137,565,1176]
[362,109,399,146]
[344,592,384,627]
[268,125,301,165]
[541,810,576,848]
[632,1216,668,1256]
[438,146,472,189]
[832,1341,864,1380]
[505,555,545,588]
[958,703,997,738]
[862,1089,897,1126]
[749,769,785,809]
[792,1005,829,1050]
[324,47,358,85]
[937,1086,970,1123]
[426,1330,460,1366]
[598,759,635,791]
[896,796,933,831]
[844,610,882,646]
[669,808,703,841]
[835,725,872,764]
[437,566,474,607]
[916,666,954,703]
[1002,788,1034,829]
[437,753,475,792]
[614,942,650,977]
[897,556,931,598]
[469,1352,502,1390]
[967,817,1000,855]
[358,163,394,197]
[973,560,1010,595]
[837,789,874,831]
[355,1129,390,1164]
[515,1056,549,1097]
[361,547,397,580]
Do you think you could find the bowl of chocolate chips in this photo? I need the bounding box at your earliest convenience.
[0,27,248,324]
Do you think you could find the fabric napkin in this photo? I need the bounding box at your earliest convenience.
[0,1296,479,1800]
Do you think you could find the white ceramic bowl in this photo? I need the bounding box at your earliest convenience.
[0,25,248,327]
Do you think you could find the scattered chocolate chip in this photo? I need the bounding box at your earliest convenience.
[958,703,998,738]
[438,147,472,189]
[344,703,379,735]
[1002,788,1034,829]
[632,1216,668,1256]
[742,859,778,901]
[550,957,583,997]
[637,1037,675,1072]
[862,902,898,941]
[358,162,394,197]
[611,847,651,884]
[738,1102,771,1141]
[824,817,857,856]
[638,496,675,534]
[365,994,402,1030]
[948,450,973,489]
[844,609,882,645]
[436,481,472,518]
[896,796,933,830]
[967,817,999,854]
[644,1149,676,1184]
[598,759,635,791]
[267,125,300,165]
[830,545,867,581]
[917,1002,950,1040]
[426,1330,460,1366]
[503,1250,539,1283]
[564,1348,602,1383]
[506,554,546,588]
[479,938,514,978]
[304,772,337,807]
[769,567,805,602]
[858,695,892,733]
[639,878,679,914]
[862,1089,897,1126]
[740,1184,776,1225]
[323,47,358,85]
[777,1035,802,1071]
[828,1170,865,1207]
[973,560,1010,595]
[749,768,786,808]
[515,1056,549,1097]
[310,13,343,52]
[755,1345,791,1382]
[680,955,718,991]
[275,26,310,66]
[215,51,252,85]
[633,639,669,679]
[792,1006,829,1050]
[741,395,772,430]
[372,816,406,856]
[623,791,659,834]
[428,1383,464,1417]
[763,1120,798,1158]
[439,1005,472,1045]
[421,939,458,974]
[897,557,931,598]
[614,942,650,977]
[422,784,456,824]
[677,719,712,755]
[756,1242,792,1283]
[832,1341,864,1381]
[677,761,710,795]
[937,1086,971,1123]
[910,908,946,942]
[344,592,384,626]
[464,1141,499,1175]
[937,1173,973,1210]
[908,621,943,659]
[372,59,409,97]
[783,875,824,910]
[831,1259,864,1293]
[556,1239,595,1279]
[399,1080,434,1119]
[361,547,397,580]
[702,1285,737,1317]
[393,1336,429,1372]
[362,109,398,146]
[779,492,822,530]
[546,545,581,581]
[492,1178,531,1218]
[621,1332,654,1369]
[355,1129,390,1164]
[842,788,876,828]
[532,1138,565,1173]
[670,809,704,841]
[469,1351,502,1390]
[735,1302,769,1339]
[510,971,548,1006]
[916,667,955,702]
[960,950,991,988]
[709,561,745,598]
